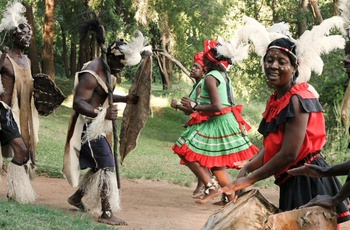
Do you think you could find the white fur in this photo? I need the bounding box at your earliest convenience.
[6,161,36,203]
[82,108,112,143]
[80,169,120,215]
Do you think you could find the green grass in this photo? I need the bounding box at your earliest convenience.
[0,201,113,230]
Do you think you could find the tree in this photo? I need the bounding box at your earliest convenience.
[24,3,41,75]
[42,0,55,80]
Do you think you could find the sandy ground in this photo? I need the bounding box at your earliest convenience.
[0,176,349,229]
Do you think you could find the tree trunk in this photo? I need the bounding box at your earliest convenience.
[297,0,308,36]
[78,36,90,71]
[271,0,281,23]
[341,41,350,128]
[333,0,340,16]
[309,0,323,25]
[59,22,70,78]
[70,42,77,77]
[24,3,41,75]
[42,0,56,80]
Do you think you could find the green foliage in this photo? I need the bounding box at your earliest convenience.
[310,50,348,108]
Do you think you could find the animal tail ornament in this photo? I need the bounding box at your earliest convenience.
[235,16,346,83]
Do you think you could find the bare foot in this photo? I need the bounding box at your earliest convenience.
[193,178,204,196]
[98,211,128,226]
[67,196,87,212]
[195,188,220,204]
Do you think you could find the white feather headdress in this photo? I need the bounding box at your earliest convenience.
[296,16,346,82]
[339,0,350,37]
[235,16,345,83]
[118,30,152,66]
[0,1,28,34]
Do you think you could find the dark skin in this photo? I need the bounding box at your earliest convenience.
[171,62,207,196]
[69,54,137,226]
[171,62,205,115]
[221,49,308,196]
[0,25,32,165]
[180,57,235,204]
[288,162,350,209]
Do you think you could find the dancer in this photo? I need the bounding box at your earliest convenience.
[221,37,350,225]
[173,39,259,205]
[171,51,209,197]
[0,1,37,204]
[63,19,151,225]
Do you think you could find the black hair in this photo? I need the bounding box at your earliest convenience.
[264,38,299,81]
[203,55,227,72]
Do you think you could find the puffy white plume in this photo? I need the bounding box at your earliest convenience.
[119,30,152,66]
[0,1,27,33]
[216,35,250,63]
[339,0,350,35]
[295,17,345,82]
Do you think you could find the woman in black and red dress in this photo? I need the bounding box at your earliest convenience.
[221,38,350,225]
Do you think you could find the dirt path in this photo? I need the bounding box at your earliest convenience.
[0,176,349,229]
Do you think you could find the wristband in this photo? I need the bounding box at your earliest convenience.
[190,101,198,110]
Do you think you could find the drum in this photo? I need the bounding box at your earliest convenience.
[202,189,337,230]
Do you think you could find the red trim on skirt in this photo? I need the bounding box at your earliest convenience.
[173,143,259,169]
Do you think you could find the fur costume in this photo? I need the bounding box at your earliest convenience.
[2,55,39,163]
[78,169,120,214]
[6,161,36,203]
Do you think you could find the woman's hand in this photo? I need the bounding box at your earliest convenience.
[171,99,179,109]
[287,164,325,178]
[220,176,254,195]
[181,97,193,109]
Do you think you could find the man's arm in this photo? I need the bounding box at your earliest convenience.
[113,94,139,104]
[73,73,99,117]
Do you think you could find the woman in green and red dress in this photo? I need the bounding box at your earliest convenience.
[173,40,259,204]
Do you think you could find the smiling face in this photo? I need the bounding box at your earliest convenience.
[12,24,32,49]
[263,48,296,90]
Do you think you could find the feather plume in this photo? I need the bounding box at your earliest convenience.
[235,15,345,83]
[0,1,27,33]
[119,30,152,66]
[216,35,249,63]
[295,17,345,82]
[339,0,350,36]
